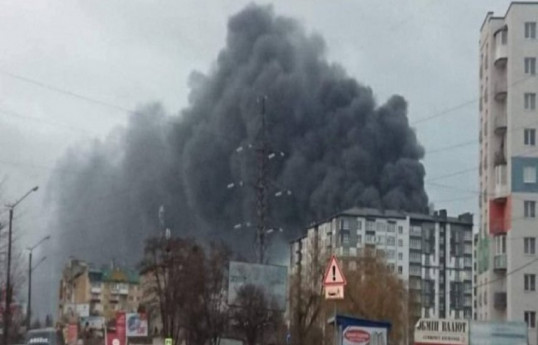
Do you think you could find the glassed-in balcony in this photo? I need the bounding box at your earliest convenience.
[494,28,508,68]
[494,114,507,134]
[494,292,507,309]
[494,164,508,199]
[494,253,507,271]
[495,79,507,102]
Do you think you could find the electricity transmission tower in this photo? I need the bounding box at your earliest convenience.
[227,96,291,264]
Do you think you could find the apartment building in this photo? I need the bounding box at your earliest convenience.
[290,207,473,320]
[58,259,141,323]
[478,3,538,343]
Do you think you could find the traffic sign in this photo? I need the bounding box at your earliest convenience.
[165,338,173,345]
[323,255,347,286]
[325,285,344,299]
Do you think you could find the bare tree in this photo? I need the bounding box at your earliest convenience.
[289,246,411,345]
[339,249,409,345]
[140,237,230,345]
[230,284,283,345]
[289,237,327,345]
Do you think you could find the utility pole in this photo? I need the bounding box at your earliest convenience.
[4,208,13,345]
[26,249,31,331]
[26,235,50,330]
[3,186,38,345]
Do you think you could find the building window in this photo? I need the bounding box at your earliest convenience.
[342,232,350,245]
[387,250,395,260]
[525,237,536,255]
[340,218,350,230]
[526,274,537,292]
[526,22,537,39]
[398,252,403,260]
[525,129,536,146]
[398,239,403,247]
[357,235,362,244]
[525,200,536,218]
[525,93,536,110]
[525,166,537,183]
[526,57,537,75]
[357,220,362,230]
[366,221,375,231]
[398,266,403,274]
[496,235,506,255]
[387,222,396,233]
[376,222,385,232]
[398,226,403,234]
[386,236,396,246]
[525,311,536,328]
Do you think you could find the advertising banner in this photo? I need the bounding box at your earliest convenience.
[126,313,148,337]
[67,323,78,345]
[228,261,287,310]
[330,315,391,345]
[116,312,126,345]
[470,321,527,345]
[342,325,387,345]
[75,304,89,318]
[80,316,105,329]
[414,319,468,345]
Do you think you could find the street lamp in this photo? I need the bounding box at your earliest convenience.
[26,235,50,329]
[4,186,38,344]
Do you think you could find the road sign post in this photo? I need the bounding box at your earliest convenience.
[323,255,347,345]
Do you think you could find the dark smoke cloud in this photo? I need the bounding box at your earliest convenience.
[48,4,428,265]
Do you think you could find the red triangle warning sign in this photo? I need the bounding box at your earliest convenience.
[323,255,347,286]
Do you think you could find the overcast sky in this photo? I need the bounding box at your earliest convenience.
[0,0,512,317]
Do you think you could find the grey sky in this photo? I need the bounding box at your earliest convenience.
[0,0,510,317]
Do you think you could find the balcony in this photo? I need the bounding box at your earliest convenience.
[494,164,508,199]
[494,292,507,310]
[494,44,508,68]
[109,295,120,303]
[494,79,507,102]
[494,150,507,167]
[494,253,507,271]
[90,286,101,294]
[494,114,507,134]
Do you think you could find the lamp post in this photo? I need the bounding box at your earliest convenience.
[26,235,50,330]
[4,186,38,345]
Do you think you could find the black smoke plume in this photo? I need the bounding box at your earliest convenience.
[47,4,428,265]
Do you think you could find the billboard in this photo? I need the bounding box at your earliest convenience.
[343,325,388,345]
[228,261,287,310]
[126,313,148,337]
[116,312,126,345]
[414,319,468,345]
[80,316,105,329]
[330,315,391,345]
[470,321,527,345]
[75,304,89,317]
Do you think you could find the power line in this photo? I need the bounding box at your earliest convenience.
[0,69,134,114]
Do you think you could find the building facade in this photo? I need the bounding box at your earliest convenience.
[478,3,538,342]
[58,259,141,324]
[290,207,473,320]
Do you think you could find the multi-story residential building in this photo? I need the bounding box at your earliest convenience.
[58,259,141,323]
[290,207,473,320]
[478,3,538,342]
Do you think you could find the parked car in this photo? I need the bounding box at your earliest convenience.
[25,328,65,345]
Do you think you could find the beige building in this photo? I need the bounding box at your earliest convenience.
[290,207,473,320]
[478,2,538,342]
[58,259,141,324]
